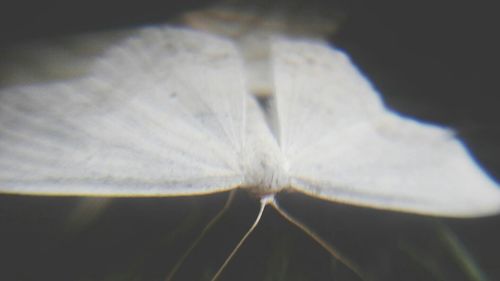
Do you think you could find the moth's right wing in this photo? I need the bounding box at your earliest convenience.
[0,26,246,196]
[272,37,500,217]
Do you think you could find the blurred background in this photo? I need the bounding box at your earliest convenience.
[0,0,499,280]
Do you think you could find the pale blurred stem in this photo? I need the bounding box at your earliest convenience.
[437,223,489,281]
[210,197,267,281]
[270,199,367,281]
[165,190,236,281]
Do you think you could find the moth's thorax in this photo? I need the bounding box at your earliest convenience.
[241,138,289,195]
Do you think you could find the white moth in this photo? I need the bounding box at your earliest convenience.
[0,24,499,279]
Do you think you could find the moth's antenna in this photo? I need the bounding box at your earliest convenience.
[269,198,366,280]
[165,190,236,281]
[209,195,271,281]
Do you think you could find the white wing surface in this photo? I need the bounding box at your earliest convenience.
[0,26,246,196]
[272,38,500,217]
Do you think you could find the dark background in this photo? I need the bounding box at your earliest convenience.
[0,1,499,280]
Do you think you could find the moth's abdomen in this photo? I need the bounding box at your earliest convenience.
[240,95,289,194]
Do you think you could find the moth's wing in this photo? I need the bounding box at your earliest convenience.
[0,26,246,196]
[272,38,500,217]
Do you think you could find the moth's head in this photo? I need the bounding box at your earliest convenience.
[240,142,289,194]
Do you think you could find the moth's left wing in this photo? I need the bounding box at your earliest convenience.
[0,26,246,197]
[272,38,500,217]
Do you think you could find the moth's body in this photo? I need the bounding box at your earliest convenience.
[241,93,290,195]
[241,143,289,195]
